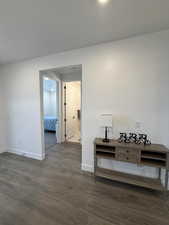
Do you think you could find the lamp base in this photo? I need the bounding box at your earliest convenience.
[102,126,110,143]
[102,138,110,143]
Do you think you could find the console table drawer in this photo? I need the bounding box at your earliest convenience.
[116,153,138,163]
[116,148,139,163]
[116,147,137,154]
[127,154,139,163]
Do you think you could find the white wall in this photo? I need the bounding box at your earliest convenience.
[0,79,7,153]
[43,91,57,117]
[0,30,169,181]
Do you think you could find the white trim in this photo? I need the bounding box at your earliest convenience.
[81,163,94,173]
[55,77,62,143]
[7,148,44,160]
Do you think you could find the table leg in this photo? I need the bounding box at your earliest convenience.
[94,156,97,176]
[158,168,161,179]
[165,169,169,190]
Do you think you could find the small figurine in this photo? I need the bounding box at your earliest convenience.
[128,133,137,143]
[136,134,151,145]
[118,133,151,145]
[118,133,130,143]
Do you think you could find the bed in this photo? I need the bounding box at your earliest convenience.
[44,116,58,132]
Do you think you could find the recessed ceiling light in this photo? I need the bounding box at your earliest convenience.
[44,77,49,80]
[98,0,109,4]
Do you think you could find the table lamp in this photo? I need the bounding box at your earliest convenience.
[100,114,112,142]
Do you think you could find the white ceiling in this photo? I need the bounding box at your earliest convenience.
[1,0,169,64]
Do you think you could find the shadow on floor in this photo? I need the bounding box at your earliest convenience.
[44,131,57,149]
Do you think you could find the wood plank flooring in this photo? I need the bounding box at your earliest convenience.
[44,131,57,149]
[0,143,168,225]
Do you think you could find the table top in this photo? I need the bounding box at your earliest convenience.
[95,138,169,153]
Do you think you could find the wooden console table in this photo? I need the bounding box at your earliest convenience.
[94,138,169,191]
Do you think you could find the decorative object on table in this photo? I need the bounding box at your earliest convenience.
[118,132,130,143]
[136,134,151,145]
[128,133,137,143]
[118,133,151,145]
[99,114,112,142]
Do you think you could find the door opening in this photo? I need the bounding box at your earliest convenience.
[39,64,82,158]
[63,81,81,143]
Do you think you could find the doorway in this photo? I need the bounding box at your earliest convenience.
[40,65,82,157]
[63,81,81,143]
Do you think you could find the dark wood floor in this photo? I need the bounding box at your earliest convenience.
[0,143,169,225]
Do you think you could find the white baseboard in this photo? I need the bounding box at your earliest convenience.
[7,148,43,160]
[81,163,94,173]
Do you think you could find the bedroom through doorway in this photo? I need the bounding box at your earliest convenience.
[43,76,60,150]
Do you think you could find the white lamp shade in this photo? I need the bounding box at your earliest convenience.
[100,114,112,127]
